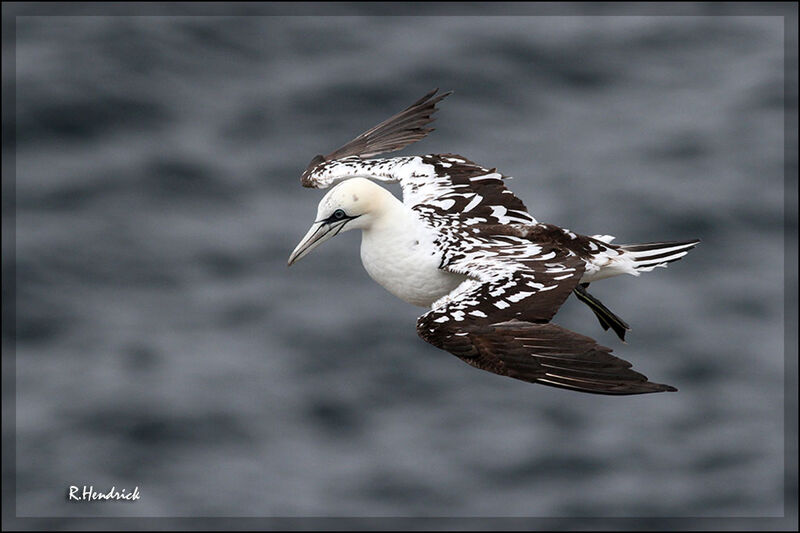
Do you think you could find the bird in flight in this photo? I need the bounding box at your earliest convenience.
[289,89,698,395]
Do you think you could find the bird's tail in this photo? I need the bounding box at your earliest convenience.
[576,239,699,339]
[619,239,700,274]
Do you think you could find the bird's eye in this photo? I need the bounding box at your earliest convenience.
[333,209,346,219]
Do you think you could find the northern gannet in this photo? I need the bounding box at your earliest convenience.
[289,89,698,395]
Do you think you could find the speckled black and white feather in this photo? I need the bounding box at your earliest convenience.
[297,89,699,395]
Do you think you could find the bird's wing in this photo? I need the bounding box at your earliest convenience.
[301,88,451,184]
[299,89,536,225]
[416,234,675,395]
[418,315,676,395]
[402,154,537,224]
[432,227,587,324]
[302,152,538,225]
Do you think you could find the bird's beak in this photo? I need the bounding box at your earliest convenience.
[287,220,347,266]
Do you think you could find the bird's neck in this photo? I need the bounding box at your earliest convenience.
[360,192,427,256]
[364,187,412,233]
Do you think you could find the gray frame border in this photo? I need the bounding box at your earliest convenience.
[2,2,797,531]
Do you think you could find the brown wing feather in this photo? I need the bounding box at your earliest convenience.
[301,88,452,185]
[326,88,451,160]
[418,318,676,395]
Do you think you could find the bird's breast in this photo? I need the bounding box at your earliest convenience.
[360,223,466,308]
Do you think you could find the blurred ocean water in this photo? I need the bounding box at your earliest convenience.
[7,11,792,522]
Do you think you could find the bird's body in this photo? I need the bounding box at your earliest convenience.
[360,196,466,307]
[289,89,699,395]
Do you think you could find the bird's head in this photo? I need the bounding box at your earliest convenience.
[288,177,392,266]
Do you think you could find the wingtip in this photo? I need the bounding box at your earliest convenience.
[650,381,678,393]
[415,88,451,107]
[426,88,453,103]
[616,381,678,394]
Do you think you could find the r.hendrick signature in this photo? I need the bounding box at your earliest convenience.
[67,485,140,502]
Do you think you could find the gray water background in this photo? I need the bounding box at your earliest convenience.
[6,7,795,525]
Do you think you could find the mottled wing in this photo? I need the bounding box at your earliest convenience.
[404,154,537,224]
[303,152,540,226]
[298,90,539,228]
[429,230,586,324]
[416,233,676,395]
